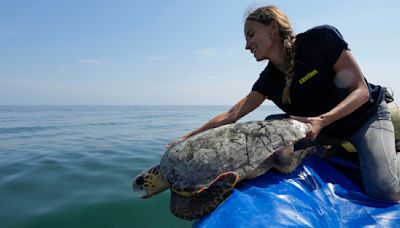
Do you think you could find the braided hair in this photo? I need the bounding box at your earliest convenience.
[246,6,296,104]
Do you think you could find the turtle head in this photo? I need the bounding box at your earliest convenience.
[132,164,169,199]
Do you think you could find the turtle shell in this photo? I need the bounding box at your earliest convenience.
[160,118,310,195]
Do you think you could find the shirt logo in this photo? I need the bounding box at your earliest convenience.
[299,69,318,84]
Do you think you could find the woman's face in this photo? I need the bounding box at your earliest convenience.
[244,20,274,61]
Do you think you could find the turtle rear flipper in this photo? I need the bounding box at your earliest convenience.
[170,172,238,220]
[273,145,315,174]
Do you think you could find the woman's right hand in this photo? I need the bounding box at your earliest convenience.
[166,136,187,149]
[165,92,265,150]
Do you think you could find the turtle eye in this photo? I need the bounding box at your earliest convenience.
[136,176,145,186]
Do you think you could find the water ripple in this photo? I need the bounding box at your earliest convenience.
[0,126,59,134]
[0,105,277,227]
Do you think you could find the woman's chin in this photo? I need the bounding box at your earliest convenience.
[254,55,266,61]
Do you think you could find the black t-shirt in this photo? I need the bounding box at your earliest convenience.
[252,25,384,138]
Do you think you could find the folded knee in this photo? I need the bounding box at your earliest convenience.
[374,192,400,201]
[364,186,400,201]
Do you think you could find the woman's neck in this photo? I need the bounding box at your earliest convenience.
[270,36,296,73]
[271,38,297,73]
[270,49,286,73]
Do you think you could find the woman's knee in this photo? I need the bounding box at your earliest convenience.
[364,183,400,201]
[370,191,400,201]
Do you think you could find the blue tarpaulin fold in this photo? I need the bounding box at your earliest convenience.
[195,155,400,227]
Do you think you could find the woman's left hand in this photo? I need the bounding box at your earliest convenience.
[290,115,327,141]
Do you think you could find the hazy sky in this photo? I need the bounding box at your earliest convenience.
[1,0,399,105]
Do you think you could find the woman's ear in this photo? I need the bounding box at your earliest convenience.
[270,20,279,38]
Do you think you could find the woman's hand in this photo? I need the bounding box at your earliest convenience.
[166,136,187,149]
[290,115,327,141]
[165,91,266,150]
[290,50,370,141]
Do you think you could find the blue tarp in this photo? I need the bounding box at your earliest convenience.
[195,155,400,227]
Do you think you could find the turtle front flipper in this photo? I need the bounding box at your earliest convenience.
[170,172,238,220]
[132,164,169,199]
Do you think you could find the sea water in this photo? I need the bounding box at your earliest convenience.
[0,105,278,228]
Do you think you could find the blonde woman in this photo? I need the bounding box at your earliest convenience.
[168,5,399,201]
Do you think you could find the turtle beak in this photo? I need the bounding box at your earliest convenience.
[132,165,169,198]
[132,175,150,198]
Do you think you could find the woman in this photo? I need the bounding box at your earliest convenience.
[167,5,399,201]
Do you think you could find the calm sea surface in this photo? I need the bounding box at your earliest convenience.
[0,105,278,228]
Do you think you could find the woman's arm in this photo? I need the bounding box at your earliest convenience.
[166,91,266,148]
[292,49,369,140]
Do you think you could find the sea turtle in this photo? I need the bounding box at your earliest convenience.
[132,118,314,220]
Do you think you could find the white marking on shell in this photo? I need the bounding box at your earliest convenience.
[288,119,311,137]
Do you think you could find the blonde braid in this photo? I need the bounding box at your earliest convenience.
[281,34,296,104]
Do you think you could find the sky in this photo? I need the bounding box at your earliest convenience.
[1,0,399,105]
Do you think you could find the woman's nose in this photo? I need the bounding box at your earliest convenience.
[245,41,251,50]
